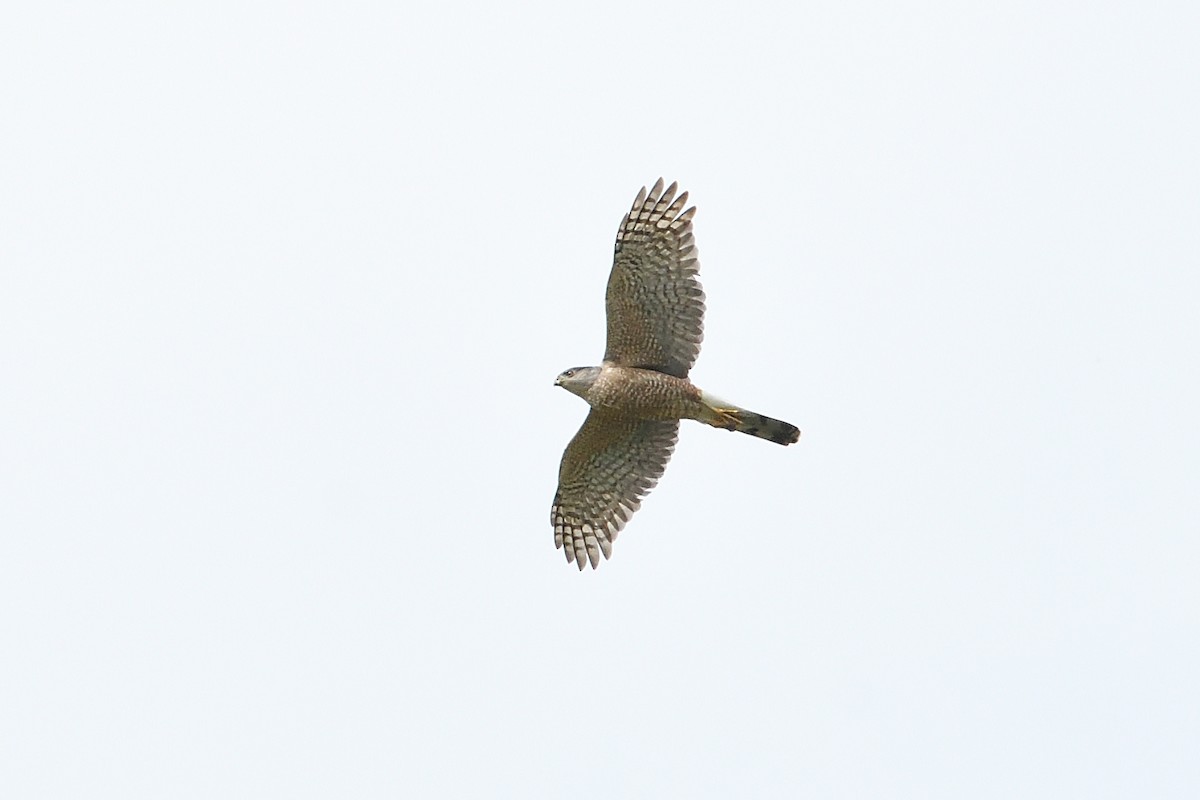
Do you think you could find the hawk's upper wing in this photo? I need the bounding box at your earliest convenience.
[552,411,680,570]
[602,179,705,379]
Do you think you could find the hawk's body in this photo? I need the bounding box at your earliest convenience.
[552,180,799,570]
[583,366,700,419]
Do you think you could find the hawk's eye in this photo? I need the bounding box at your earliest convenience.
[565,369,575,378]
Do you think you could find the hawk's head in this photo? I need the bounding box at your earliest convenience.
[554,366,601,399]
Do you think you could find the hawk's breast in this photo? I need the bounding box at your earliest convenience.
[586,365,701,421]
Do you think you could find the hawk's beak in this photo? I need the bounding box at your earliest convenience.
[554,376,562,386]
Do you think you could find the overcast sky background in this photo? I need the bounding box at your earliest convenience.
[2,2,1198,797]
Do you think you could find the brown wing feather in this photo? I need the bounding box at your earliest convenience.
[551,412,679,570]
[603,179,705,379]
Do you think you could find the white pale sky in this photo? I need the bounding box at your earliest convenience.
[2,2,1197,797]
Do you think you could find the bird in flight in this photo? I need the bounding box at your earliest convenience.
[552,179,800,570]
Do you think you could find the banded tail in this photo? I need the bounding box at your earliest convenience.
[698,391,800,446]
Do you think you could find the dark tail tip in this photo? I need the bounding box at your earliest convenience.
[736,412,800,446]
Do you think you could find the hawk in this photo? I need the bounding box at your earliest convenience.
[552,179,800,570]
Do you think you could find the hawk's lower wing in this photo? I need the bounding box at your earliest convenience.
[552,412,680,570]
